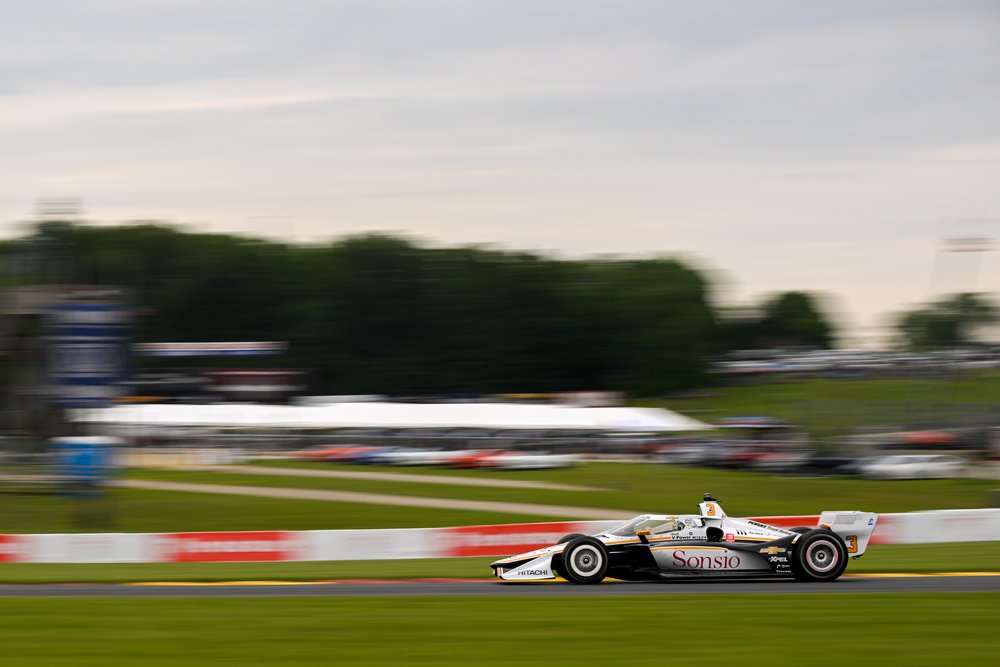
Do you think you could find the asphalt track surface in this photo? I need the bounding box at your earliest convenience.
[1,575,998,597]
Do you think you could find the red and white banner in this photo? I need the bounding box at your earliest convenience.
[0,510,996,563]
[433,521,617,558]
[0,535,28,563]
[155,531,303,563]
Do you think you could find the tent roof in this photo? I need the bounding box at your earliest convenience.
[73,402,710,432]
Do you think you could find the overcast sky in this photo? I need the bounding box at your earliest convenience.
[2,1,998,345]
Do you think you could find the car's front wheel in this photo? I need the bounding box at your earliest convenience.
[552,533,589,580]
[791,529,848,582]
[560,537,609,585]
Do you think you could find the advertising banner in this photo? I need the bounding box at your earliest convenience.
[47,298,129,409]
[434,521,620,558]
[0,511,994,563]
[0,535,29,563]
[155,531,304,562]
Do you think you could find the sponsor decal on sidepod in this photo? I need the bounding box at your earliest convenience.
[670,549,742,569]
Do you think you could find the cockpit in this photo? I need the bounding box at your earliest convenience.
[608,516,689,537]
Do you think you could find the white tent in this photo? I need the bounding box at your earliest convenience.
[73,402,710,432]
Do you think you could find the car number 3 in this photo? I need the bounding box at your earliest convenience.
[845,535,858,553]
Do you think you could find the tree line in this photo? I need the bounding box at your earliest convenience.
[894,293,998,351]
[4,222,839,396]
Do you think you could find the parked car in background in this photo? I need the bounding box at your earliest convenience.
[648,439,714,465]
[476,451,578,470]
[798,454,857,476]
[444,449,502,468]
[748,447,813,473]
[857,454,967,480]
[295,445,377,462]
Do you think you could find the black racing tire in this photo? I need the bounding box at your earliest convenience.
[791,529,848,582]
[552,533,588,580]
[560,537,609,585]
[788,527,812,534]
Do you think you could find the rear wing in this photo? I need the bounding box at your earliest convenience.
[818,511,878,557]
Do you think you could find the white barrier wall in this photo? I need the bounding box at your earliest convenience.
[1,511,998,564]
[873,509,1000,544]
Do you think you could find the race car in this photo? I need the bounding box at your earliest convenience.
[491,494,877,584]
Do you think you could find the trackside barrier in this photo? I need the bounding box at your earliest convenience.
[1,510,998,563]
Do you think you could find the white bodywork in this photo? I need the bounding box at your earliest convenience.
[481,452,579,470]
[859,455,966,480]
[493,500,878,581]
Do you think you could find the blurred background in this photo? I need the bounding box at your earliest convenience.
[0,0,998,528]
[0,217,997,531]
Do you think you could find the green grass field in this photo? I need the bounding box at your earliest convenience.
[126,461,999,518]
[641,371,1000,436]
[4,461,994,535]
[0,487,554,534]
[0,594,996,666]
[3,460,996,533]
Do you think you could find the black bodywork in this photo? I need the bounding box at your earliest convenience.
[549,534,801,581]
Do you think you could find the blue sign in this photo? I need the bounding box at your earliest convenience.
[51,437,115,485]
[47,302,129,408]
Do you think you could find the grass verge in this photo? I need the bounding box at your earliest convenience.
[128,461,999,517]
[0,594,997,666]
[0,487,555,534]
[4,460,995,533]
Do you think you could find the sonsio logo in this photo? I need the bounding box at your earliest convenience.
[672,550,741,569]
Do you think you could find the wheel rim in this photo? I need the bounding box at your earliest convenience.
[569,545,603,577]
[806,539,839,573]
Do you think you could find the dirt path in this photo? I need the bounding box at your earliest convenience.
[190,464,598,492]
[116,479,631,520]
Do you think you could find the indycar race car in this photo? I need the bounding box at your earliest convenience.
[491,494,877,584]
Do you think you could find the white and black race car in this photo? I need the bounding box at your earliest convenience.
[491,494,877,584]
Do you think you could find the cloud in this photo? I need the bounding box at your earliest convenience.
[1,1,997,343]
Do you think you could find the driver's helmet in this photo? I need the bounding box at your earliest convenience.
[660,517,682,533]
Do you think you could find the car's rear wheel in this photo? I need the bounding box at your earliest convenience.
[791,529,848,582]
[561,537,609,585]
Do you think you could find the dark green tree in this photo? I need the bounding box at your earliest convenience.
[758,291,835,349]
[5,222,727,396]
[717,292,835,350]
[895,292,999,349]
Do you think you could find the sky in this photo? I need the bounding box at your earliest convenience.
[2,1,998,346]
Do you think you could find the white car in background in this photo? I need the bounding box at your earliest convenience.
[480,451,578,470]
[858,454,967,480]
